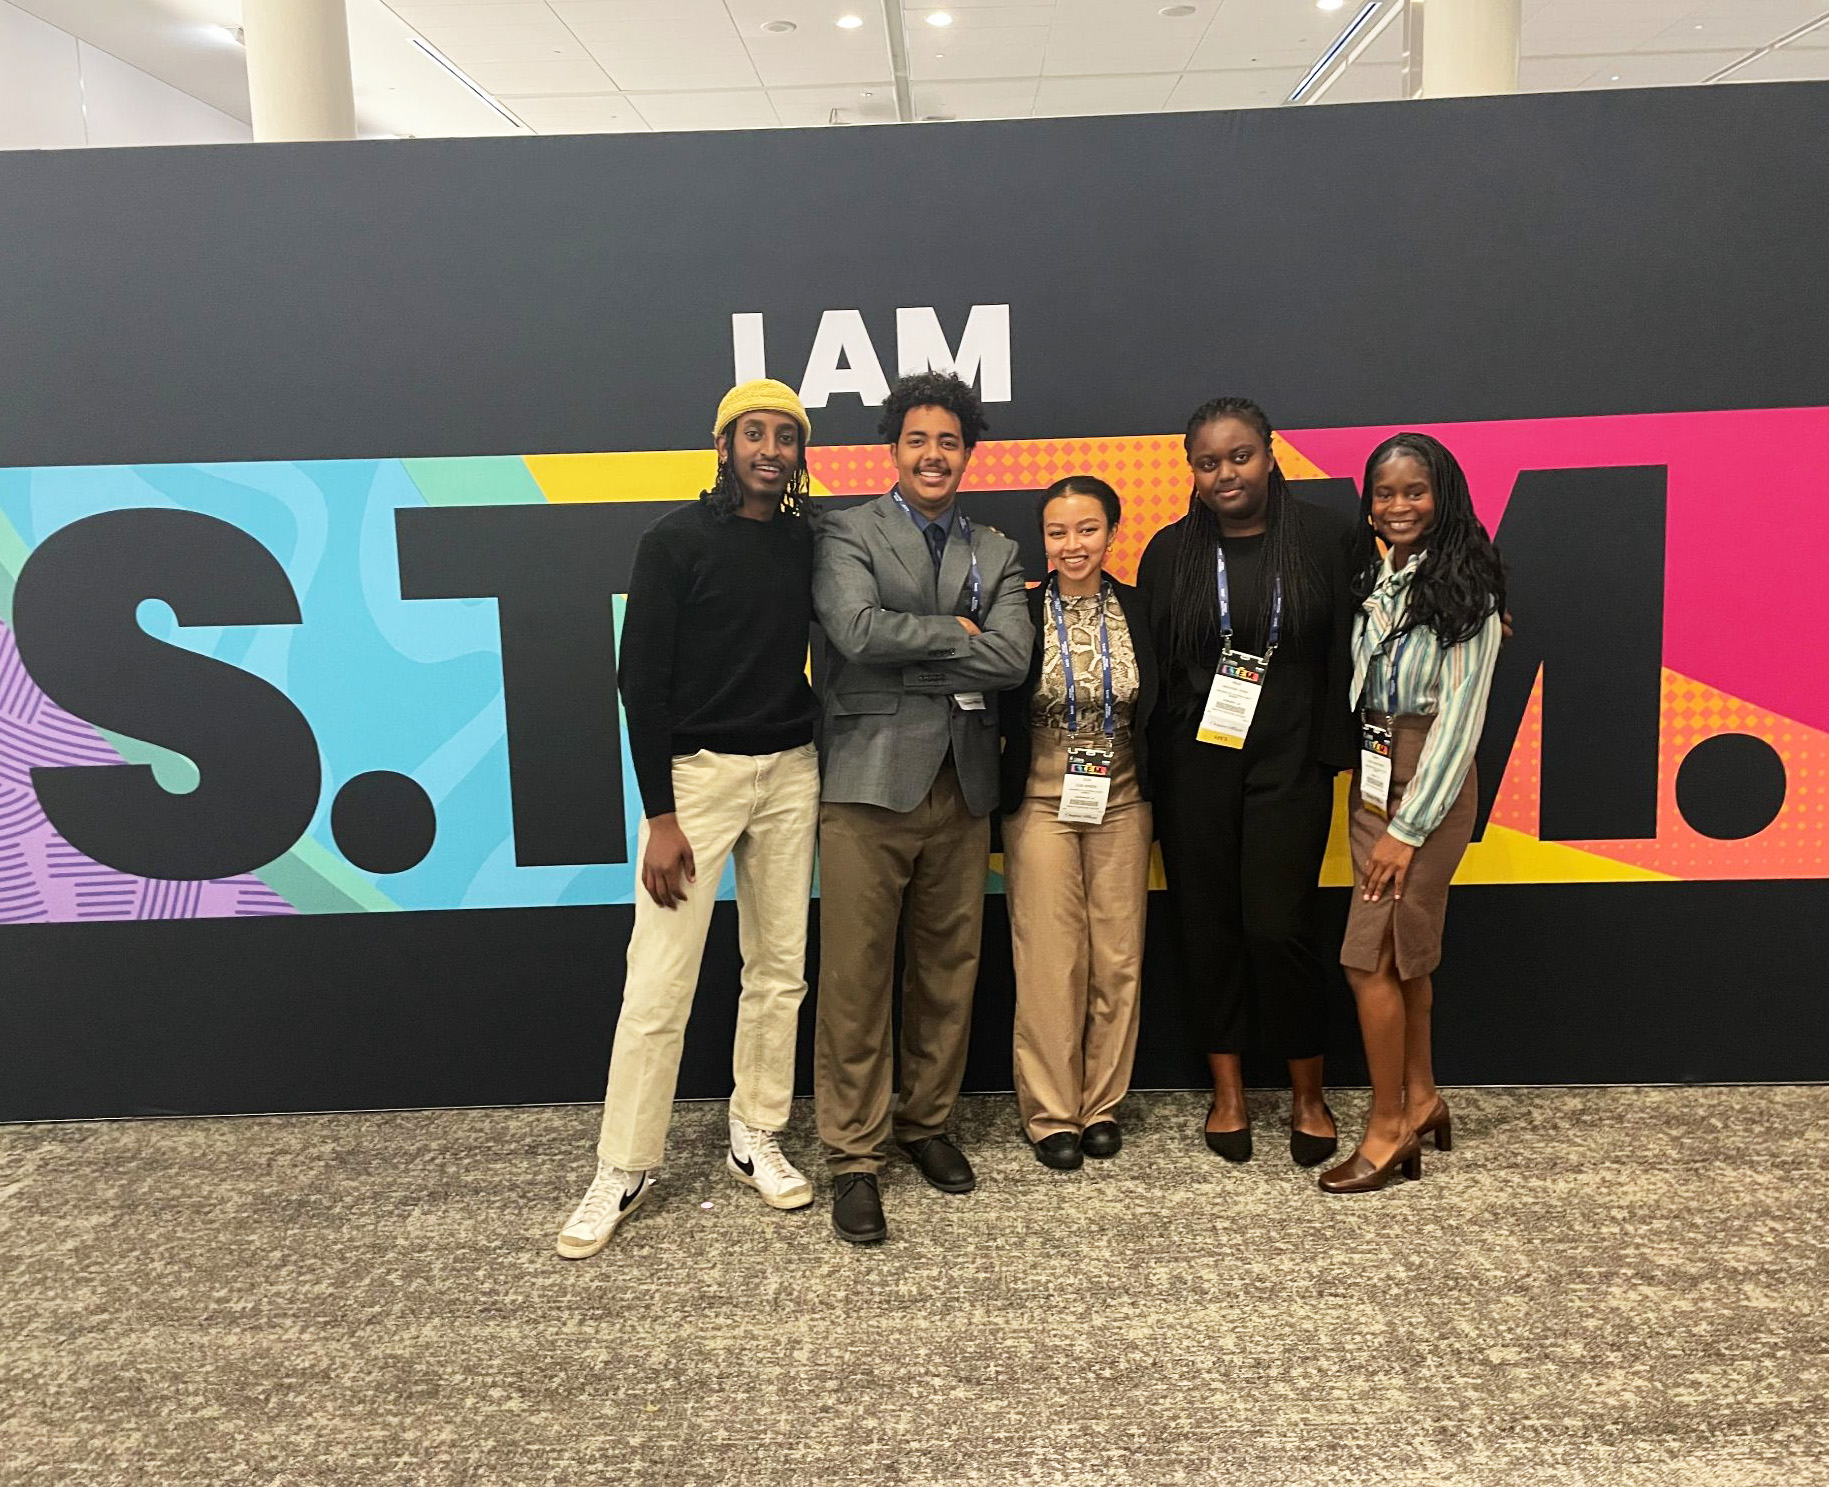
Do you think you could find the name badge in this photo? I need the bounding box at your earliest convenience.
[1057,745,1113,825]
[953,692,987,711]
[1359,721,1394,817]
[1196,651,1268,749]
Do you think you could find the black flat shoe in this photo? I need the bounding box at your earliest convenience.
[1289,1102,1339,1168]
[1030,1132,1083,1171]
[1203,1103,1252,1163]
[1080,1121,1121,1159]
[831,1172,887,1244]
[898,1134,976,1193]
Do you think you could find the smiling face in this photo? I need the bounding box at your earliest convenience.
[892,403,969,517]
[1187,415,1274,533]
[716,411,802,506]
[1042,492,1114,592]
[1367,449,1438,561]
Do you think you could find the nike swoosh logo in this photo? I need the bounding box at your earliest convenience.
[619,1181,645,1212]
[732,1152,755,1178]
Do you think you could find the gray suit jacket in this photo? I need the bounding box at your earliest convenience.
[814,493,1034,816]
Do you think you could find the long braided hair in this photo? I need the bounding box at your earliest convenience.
[1165,396,1324,666]
[699,418,813,523]
[1350,432,1505,646]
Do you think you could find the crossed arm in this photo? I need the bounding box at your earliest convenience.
[813,519,1033,690]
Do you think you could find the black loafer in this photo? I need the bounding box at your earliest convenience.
[898,1134,976,1193]
[1204,1103,1252,1163]
[1289,1103,1339,1169]
[1031,1131,1083,1170]
[831,1172,887,1244]
[1080,1121,1122,1159]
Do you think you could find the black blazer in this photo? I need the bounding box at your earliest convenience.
[997,577,1160,814]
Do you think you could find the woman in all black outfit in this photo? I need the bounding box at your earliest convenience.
[1137,397,1356,1166]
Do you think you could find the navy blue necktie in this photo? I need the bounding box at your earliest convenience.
[924,521,947,574]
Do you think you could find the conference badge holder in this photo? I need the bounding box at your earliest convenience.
[1197,650,1269,749]
[1359,632,1405,817]
[1058,745,1114,824]
[1359,722,1393,817]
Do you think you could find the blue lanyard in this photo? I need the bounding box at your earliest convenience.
[890,486,981,621]
[1048,576,1116,739]
[1382,631,1406,719]
[1214,544,1281,657]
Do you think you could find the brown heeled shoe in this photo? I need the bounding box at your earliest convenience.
[1413,1098,1453,1152]
[1317,1133,1423,1194]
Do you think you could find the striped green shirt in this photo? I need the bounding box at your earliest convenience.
[1351,552,1502,849]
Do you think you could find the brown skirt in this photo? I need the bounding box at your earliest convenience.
[1341,714,1477,981]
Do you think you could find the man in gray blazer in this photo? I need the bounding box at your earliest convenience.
[813,371,1033,1244]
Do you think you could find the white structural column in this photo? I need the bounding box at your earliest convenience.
[1410,0,1521,99]
[242,0,357,141]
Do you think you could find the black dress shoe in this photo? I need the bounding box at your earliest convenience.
[831,1172,887,1244]
[1289,1102,1339,1168]
[1080,1121,1122,1159]
[898,1134,976,1193]
[1204,1103,1252,1163]
[1031,1131,1083,1171]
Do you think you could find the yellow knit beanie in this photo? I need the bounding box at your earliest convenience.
[714,378,812,444]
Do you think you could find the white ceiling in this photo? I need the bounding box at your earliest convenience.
[9,0,1829,138]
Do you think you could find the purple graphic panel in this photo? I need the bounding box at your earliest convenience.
[0,617,295,924]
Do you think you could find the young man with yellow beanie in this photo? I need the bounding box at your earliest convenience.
[559,379,823,1259]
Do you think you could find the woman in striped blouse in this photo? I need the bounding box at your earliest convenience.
[1320,432,1505,1195]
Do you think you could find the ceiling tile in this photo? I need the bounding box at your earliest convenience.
[1317,58,1402,105]
[723,1,895,87]
[1033,73,1178,115]
[1518,54,1595,90]
[461,56,617,93]
[767,83,902,126]
[1523,2,1692,57]
[1040,0,1214,76]
[506,91,648,130]
[412,28,595,66]
[1190,0,1340,73]
[1165,64,1307,111]
[630,88,783,129]
[578,35,761,90]
[1728,47,1829,78]
[1584,48,1755,86]
[907,25,1050,79]
[909,76,1039,119]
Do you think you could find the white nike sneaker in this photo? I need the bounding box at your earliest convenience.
[555,1161,654,1259]
[727,1117,813,1211]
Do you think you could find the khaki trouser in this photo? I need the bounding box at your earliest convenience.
[1002,730,1152,1142]
[596,743,820,1172]
[815,759,989,1175]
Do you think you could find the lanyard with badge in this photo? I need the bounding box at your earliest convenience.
[1196,544,1282,748]
[891,485,987,712]
[1359,631,1405,817]
[1050,576,1118,825]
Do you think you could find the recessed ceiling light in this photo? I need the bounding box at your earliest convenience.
[860,89,874,98]
[836,13,864,28]
[1610,73,1621,81]
[926,11,953,27]
[1160,4,1196,15]
[760,19,796,33]
[1317,0,1345,10]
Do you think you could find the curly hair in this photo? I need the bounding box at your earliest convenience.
[1164,395,1324,666]
[1350,432,1505,646]
[699,417,812,523]
[877,370,990,449]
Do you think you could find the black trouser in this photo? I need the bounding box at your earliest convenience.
[1155,727,1335,1060]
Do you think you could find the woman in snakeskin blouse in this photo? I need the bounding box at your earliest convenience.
[997,476,1161,1171]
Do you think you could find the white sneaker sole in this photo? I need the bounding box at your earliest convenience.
[554,1180,652,1259]
[727,1154,814,1211]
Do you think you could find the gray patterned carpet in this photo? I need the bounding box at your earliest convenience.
[2,1087,1826,1485]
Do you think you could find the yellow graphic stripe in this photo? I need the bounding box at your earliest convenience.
[525,451,833,503]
